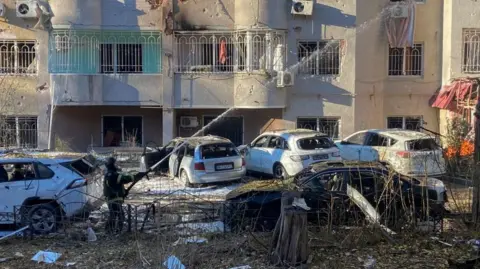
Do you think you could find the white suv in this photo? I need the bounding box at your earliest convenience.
[240,129,341,178]
[0,153,104,234]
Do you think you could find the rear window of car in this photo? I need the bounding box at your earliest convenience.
[60,158,96,176]
[406,138,440,151]
[297,136,335,150]
[200,143,239,159]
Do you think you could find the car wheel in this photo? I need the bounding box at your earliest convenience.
[180,169,193,188]
[25,204,58,234]
[273,163,287,179]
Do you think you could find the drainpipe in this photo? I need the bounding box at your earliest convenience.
[47,82,54,150]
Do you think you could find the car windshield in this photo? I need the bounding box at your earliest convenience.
[200,143,239,159]
[406,138,439,151]
[297,136,335,150]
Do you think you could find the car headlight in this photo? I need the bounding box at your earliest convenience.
[290,155,310,162]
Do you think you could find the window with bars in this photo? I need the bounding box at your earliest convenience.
[296,117,340,139]
[297,41,341,75]
[0,40,36,74]
[388,44,423,76]
[49,30,162,74]
[462,29,480,73]
[0,116,37,148]
[102,116,143,147]
[174,30,286,73]
[387,116,423,131]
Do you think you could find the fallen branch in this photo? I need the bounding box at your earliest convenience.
[0,226,28,241]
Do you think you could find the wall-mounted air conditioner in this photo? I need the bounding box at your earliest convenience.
[390,4,408,18]
[291,0,314,16]
[277,71,294,88]
[16,0,38,18]
[180,116,199,128]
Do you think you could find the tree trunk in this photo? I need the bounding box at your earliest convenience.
[472,97,480,225]
[269,192,309,266]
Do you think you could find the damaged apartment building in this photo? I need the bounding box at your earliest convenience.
[0,0,446,151]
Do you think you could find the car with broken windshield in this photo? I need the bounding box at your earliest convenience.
[0,152,104,234]
[223,161,446,232]
[238,129,341,179]
[140,137,187,174]
[335,129,446,177]
[168,135,246,187]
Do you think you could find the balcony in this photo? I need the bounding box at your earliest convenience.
[49,30,163,106]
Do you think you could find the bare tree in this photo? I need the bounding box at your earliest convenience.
[0,74,27,150]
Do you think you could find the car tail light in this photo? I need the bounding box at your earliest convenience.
[241,158,246,166]
[194,162,205,171]
[396,151,411,158]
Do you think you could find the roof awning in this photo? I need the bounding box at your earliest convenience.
[430,79,477,110]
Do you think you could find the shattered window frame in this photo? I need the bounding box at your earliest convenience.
[101,115,143,147]
[297,40,341,76]
[387,43,423,76]
[296,117,341,139]
[387,116,423,131]
[0,40,37,75]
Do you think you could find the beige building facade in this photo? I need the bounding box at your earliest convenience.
[0,0,446,151]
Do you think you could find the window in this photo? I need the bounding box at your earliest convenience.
[252,136,269,148]
[174,30,286,73]
[36,163,55,179]
[102,116,143,147]
[387,116,423,131]
[388,44,423,76]
[365,133,389,147]
[0,40,36,74]
[49,30,162,74]
[4,163,36,181]
[463,29,480,73]
[267,136,289,150]
[200,143,239,159]
[0,116,37,148]
[100,44,143,74]
[298,40,341,75]
[308,171,345,191]
[296,117,340,139]
[345,132,367,145]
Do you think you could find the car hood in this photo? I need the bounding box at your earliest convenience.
[226,178,296,200]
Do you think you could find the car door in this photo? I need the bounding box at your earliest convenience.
[361,132,387,161]
[168,145,185,178]
[0,162,40,224]
[263,136,288,174]
[336,131,368,160]
[245,135,270,173]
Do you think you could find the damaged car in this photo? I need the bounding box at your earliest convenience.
[0,153,104,234]
[140,137,187,174]
[223,161,446,232]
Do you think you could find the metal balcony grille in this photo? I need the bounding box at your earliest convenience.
[0,40,37,75]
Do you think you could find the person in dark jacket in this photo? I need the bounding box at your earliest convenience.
[10,164,24,181]
[0,165,8,182]
[103,157,146,234]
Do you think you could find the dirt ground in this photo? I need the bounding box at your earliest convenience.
[1,225,479,269]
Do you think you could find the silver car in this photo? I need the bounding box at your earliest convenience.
[168,136,246,187]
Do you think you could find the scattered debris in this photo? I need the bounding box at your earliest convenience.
[31,251,61,264]
[163,255,185,269]
[229,266,252,269]
[172,236,208,246]
[292,197,311,211]
[86,220,97,242]
[363,256,376,269]
[65,262,76,267]
[176,221,225,235]
[431,236,453,247]
[14,252,24,258]
[0,257,10,263]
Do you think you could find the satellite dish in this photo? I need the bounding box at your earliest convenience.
[293,2,305,13]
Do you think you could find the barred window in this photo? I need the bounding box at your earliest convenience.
[297,40,341,75]
[0,40,36,74]
[174,30,286,73]
[462,29,480,73]
[0,116,37,148]
[388,44,423,76]
[387,116,423,131]
[296,117,340,139]
[49,30,162,74]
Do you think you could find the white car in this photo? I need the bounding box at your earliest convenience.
[168,136,246,187]
[335,129,446,177]
[0,154,104,234]
[241,129,342,178]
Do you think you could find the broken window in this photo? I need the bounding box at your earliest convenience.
[102,116,143,147]
[387,116,423,131]
[388,44,423,76]
[463,29,480,73]
[0,116,37,148]
[297,40,341,75]
[0,40,36,74]
[174,30,286,73]
[296,117,341,139]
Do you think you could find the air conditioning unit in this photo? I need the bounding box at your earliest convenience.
[291,0,314,16]
[16,0,38,18]
[180,116,199,128]
[277,71,294,88]
[390,4,408,18]
[0,3,6,18]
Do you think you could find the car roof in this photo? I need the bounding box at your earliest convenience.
[363,129,430,141]
[263,129,328,139]
[179,135,233,146]
[0,152,89,164]
[309,161,387,172]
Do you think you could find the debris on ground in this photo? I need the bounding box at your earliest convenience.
[31,251,61,264]
[176,221,226,235]
[164,255,185,269]
[172,236,208,246]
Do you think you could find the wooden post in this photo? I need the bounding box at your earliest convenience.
[269,192,309,266]
[472,95,480,225]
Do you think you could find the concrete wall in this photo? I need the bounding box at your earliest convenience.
[51,74,163,106]
[52,106,163,151]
